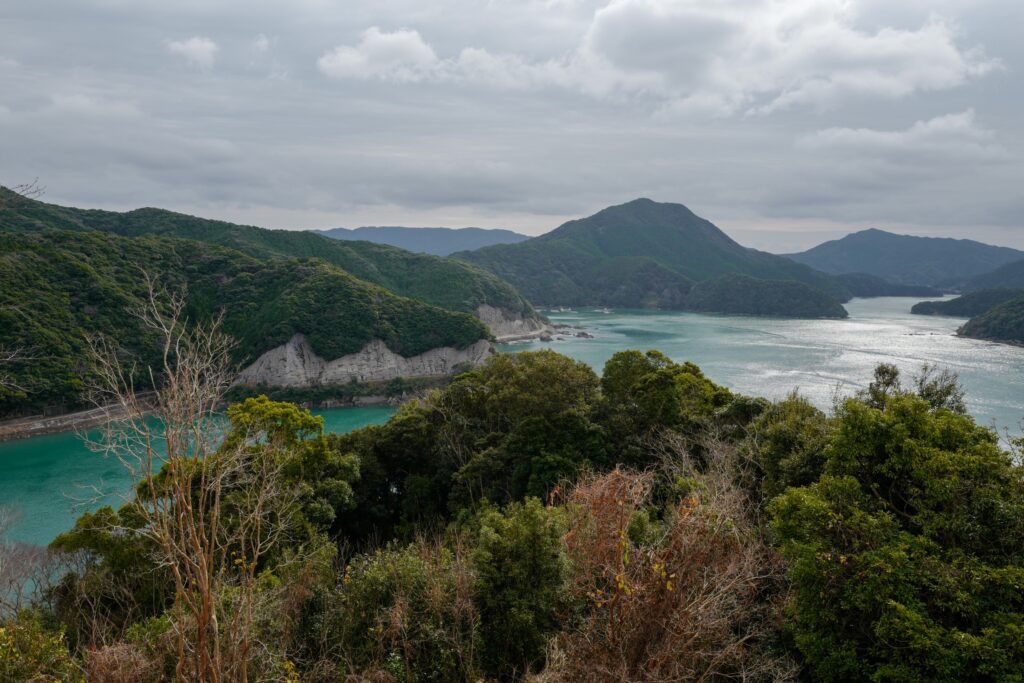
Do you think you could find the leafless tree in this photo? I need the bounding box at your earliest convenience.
[0,507,65,619]
[83,278,300,682]
[0,177,45,211]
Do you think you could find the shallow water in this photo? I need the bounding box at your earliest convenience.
[500,297,1024,435]
[0,406,395,547]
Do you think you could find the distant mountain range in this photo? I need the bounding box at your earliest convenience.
[455,199,930,318]
[786,228,1024,288]
[316,226,530,256]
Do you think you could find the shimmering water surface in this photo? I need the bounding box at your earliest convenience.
[500,297,1024,434]
[3,297,1022,547]
[0,407,395,546]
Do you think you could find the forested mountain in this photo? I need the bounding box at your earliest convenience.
[786,228,1024,287]
[0,230,487,417]
[911,289,1024,317]
[0,189,539,324]
[963,258,1024,292]
[686,274,848,318]
[959,296,1024,345]
[317,225,529,255]
[455,199,915,317]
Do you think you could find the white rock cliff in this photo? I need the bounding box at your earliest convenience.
[476,304,550,341]
[235,335,494,388]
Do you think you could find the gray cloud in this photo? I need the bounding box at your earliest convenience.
[0,0,1021,248]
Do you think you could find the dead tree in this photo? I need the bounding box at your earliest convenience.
[86,279,299,683]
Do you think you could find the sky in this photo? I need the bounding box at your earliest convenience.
[1,0,1022,252]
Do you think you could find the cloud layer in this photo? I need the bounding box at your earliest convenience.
[0,0,1021,249]
[317,1,1001,116]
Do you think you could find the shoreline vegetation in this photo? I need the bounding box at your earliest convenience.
[0,376,449,442]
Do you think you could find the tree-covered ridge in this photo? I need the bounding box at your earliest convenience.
[958,295,1024,346]
[0,188,538,319]
[963,257,1024,292]
[454,199,913,317]
[685,273,849,318]
[0,230,487,417]
[7,344,1023,682]
[911,288,1024,317]
[317,225,530,256]
[786,227,1024,287]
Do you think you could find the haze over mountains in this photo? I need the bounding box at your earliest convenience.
[317,226,529,256]
[786,228,1024,288]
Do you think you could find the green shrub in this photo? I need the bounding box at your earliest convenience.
[323,540,478,683]
[770,393,1024,681]
[473,498,568,682]
[0,611,77,682]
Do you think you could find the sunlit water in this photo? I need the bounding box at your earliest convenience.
[0,407,395,547]
[500,297,1024,436]
[3,296,1022,548]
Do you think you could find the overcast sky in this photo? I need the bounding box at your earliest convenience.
[2,0,1022,251]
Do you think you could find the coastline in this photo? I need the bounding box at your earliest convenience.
[0,404,132,443]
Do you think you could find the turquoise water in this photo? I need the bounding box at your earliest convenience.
[4,296,1023,548]
[501,297,1024,436]
[0,406,395,547]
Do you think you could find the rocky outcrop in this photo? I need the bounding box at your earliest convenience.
[476,304,550,341]
[235,336,494,388]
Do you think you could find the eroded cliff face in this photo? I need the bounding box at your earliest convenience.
[235,336,494,388]
[476,304,549,341]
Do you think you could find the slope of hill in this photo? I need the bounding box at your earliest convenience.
[317,225,529,256]
[454,198,865,316]
[0,230,489,418]
[0,189,543,338]
[911,289,1024,317]
[786,228,1024,287]
[685,274,848,318]
[959,296,1024,346]
[963,259,1024,292]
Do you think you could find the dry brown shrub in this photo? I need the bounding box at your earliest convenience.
[551,455,796,683]
[84,642,159,683]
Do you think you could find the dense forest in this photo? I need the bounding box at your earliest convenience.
[684,273,848,318]
[0,188,538,321]
[455,199,926,316]
[958,295,1024,345]
[3,301,1022,681]
[0,230,487,417]
[911,288,1024,317]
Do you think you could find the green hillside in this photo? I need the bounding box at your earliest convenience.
[455,198,863,316]
[911,289,1024,317]
[686,273,848,318]
[0,230,487,417]
[786,228,1024,287]
[963,258,1024,292]
[0,188,536,319]
[958,296,1024,345]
